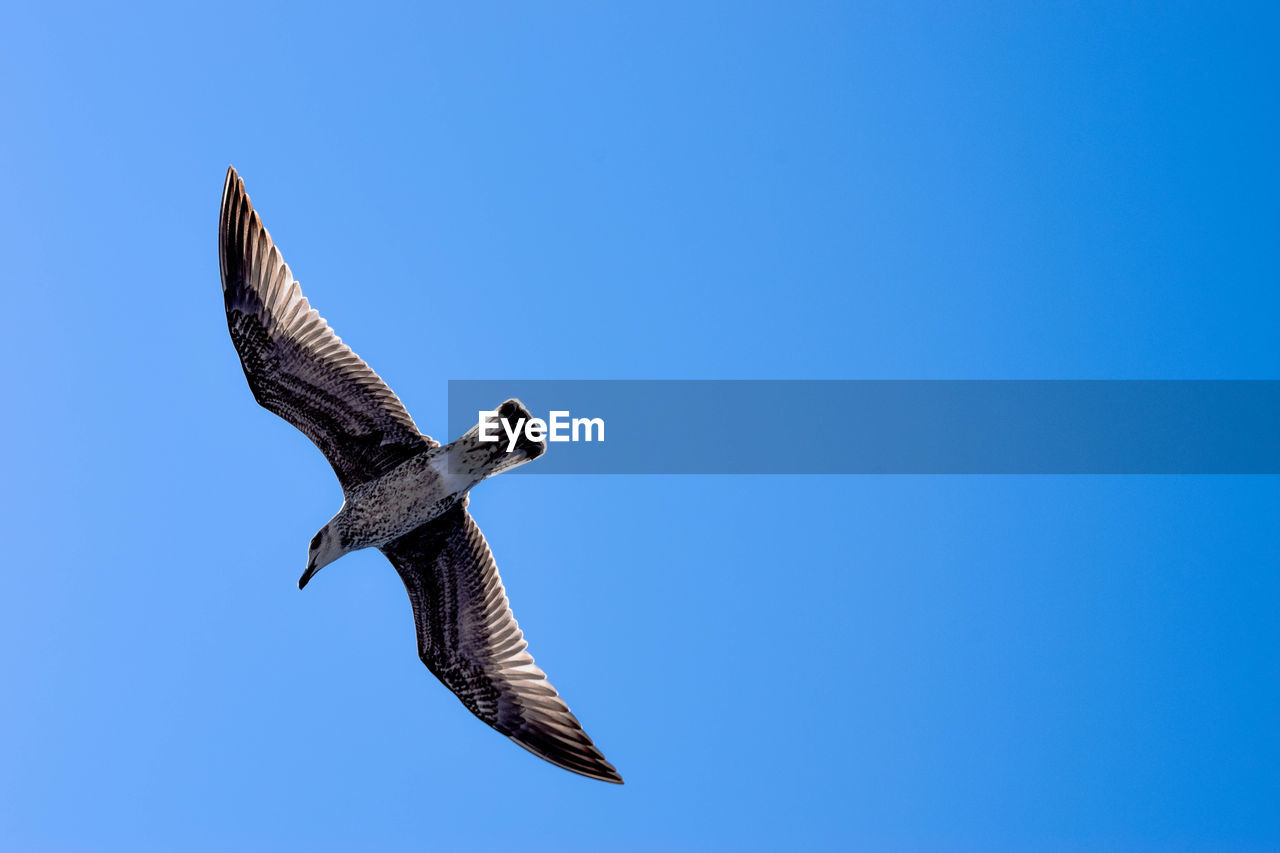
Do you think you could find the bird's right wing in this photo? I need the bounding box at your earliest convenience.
[219,166,437,490]
[381,505,623,784]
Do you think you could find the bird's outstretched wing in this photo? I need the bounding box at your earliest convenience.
[381,506,623,784]
[219,166,436,489]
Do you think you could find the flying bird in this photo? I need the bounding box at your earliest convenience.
[218,166,621,784]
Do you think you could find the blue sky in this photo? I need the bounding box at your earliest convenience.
[1,2,1277,850]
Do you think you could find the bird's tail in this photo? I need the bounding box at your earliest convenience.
[449,398,547,480]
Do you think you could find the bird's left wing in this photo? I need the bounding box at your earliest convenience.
[381,505,623,784]
[219,166,436,490]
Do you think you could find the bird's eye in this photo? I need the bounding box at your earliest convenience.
[310,532,323,549]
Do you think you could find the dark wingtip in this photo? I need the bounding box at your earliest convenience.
[592,759,625,784]
[222,166,241,207]
[574,762,624,785]
[219,166,247,287]
[506,735,624,785]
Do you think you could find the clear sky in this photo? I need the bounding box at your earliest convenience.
[1,2,1277,850]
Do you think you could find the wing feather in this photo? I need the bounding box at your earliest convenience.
[218,166,435,489]
[381,506,623,784]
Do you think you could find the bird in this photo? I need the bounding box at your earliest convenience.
[218,166,622,784]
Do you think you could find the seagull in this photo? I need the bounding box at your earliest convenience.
[218,166,622,784]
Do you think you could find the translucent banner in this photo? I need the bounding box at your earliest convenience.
[446,380,1280,474]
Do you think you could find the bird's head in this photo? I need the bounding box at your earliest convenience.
[299,524,343,589]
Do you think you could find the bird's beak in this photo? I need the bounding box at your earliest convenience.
[298,560,319,590]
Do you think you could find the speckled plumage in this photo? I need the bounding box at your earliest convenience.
[219,166,622,784]
[331,400,543,551]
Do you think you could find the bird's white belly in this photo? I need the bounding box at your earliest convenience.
[336,450,467,548]
[328,403,543,551]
